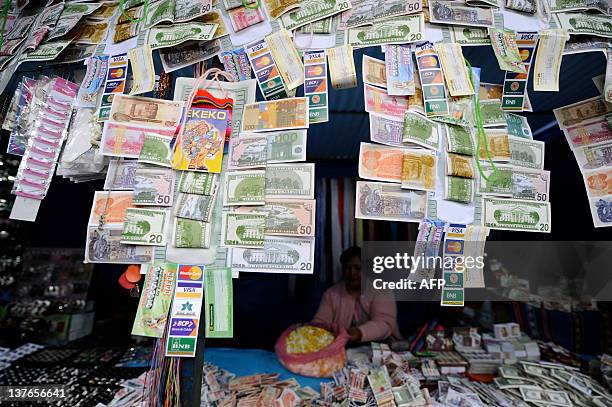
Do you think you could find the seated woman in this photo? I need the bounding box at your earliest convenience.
[312,246,401,343]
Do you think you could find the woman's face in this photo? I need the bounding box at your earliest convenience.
[343,256,362,291]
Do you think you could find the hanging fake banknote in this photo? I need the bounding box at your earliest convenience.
[229,236,315,274]
[327,44,357,89]
[242,98,309,132]
[236,199,316,236]
[121,208,168,246]
[204,268,234,338]
[265,163,315,199]
[362,55,387,88]
[489,29,526,74]
[347,14,425,48]
[482,197,551,233]
[128,44,155,95]
[303,50,329,123]
[403,111,441,151]
[429,1,494,27]
[132,262,176,338]
[147,23,219,50]
[133,166,176,206]
[280,0,351,30]
[364,84,409,118]
[246,38,289,100]
[355,181,427,222]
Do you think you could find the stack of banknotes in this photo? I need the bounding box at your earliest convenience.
[554,94,612,228]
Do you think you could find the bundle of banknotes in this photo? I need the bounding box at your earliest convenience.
[554,93,612,228]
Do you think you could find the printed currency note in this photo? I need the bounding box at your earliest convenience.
[280,0,351,30]
[242,98,309,132]
[452,27,491,46]
[18,40,72,63]
[533,29,568,91]
[574,141,612,170]
[512,168,550,201]
[173,217,212,248]
[347,15,425,47]
[263,0,301,19]
[553,96,612,128]
[429,1,494,27]
[131,262,175,338]
[506,0,536,13]
[109,94,184,131]
[229,236,315,273]
[160,39,222,73]
[121,208,168,245]
[477,163,513,196]
[478,129,511,162]
[139,133,173,167]
[385,44,415,96]
[355,181,427,222]
[358,142,404,183]
[508,136,545,169]
[555,13,612,38]
[265,163,315,199]
[221,212,266,247]
[402,111,441,151]
[589,196,612,227]
[237,199,316,236]
[447,153,475,179]
[85,226,153,264]
[179,172,218,195]
[480,99,506,127]
[71,21,110,44]
[104,159,139,190]
[445,176,474,203]
[435,43,475,96]
[583,168,612,198]
[267,129,308,163]
[339,0,421,29]
[175,0,213,22]
[228,6,265,32]
[550,0,608,13]
[490,29,527,74]
[175,192,216,222]
[266,29,304,90]
[369,113,404,146]
[228,133,268,170]
[223,170,266,205]
[101,123,176,158]
[128,44,155,95]
[446,125,475,156]
[504,113,533,139]
[147,23,219,49]
[562,118,612,149]
[364,84,409,118]
[89,191,134,227]
[327,44,357,89]
[133,166,175,206]
[483,197,551,233]
[362,55,387,88]
[401,149,437,191]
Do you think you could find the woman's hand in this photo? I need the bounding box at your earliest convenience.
[347,327,362,343]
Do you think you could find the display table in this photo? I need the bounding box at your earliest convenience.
[205,347,331,389]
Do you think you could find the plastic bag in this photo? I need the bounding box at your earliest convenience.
[275,323,349,378]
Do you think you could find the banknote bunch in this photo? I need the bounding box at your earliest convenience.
[224,98,316,274]
[554,95,612,228]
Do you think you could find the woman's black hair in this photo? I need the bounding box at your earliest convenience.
[340,246,361,266]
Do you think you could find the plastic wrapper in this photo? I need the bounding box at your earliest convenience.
[275,323,349,378]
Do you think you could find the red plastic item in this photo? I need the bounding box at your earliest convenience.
[118,272,136,290]
[275,323,349,378]
[125,265,141,283]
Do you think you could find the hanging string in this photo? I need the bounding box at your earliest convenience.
[465,58,497,182]
[119,0,149,23]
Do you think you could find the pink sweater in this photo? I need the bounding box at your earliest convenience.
[312,282,401,342]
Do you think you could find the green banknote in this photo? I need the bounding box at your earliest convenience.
[403,111,441,150]
[139,133,173,167]
[281,0,351,30]
[132,262,176,338]
[221,213,266,248]
[483,197,551,233]
[445,176,474,203]
[446,124,475,156]
[348,15,425,47]
[173,217,211,248]
[480,99,506,127]
[223,170,266,206]
[147,23,218,49]
[121,208,168,245]
[179,171,218,195]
